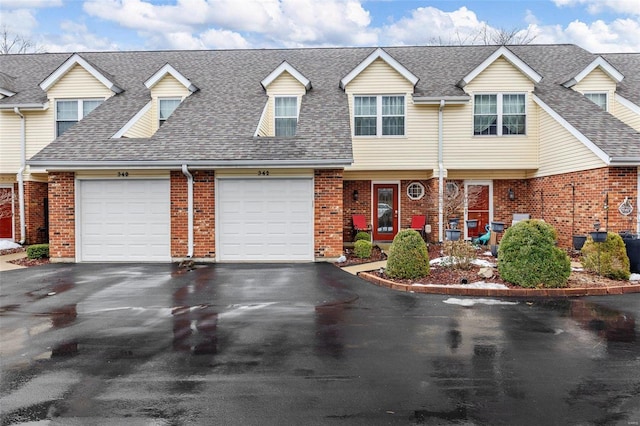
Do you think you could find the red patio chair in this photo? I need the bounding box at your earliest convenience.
[352,214,371,240]
[410,215,427,239]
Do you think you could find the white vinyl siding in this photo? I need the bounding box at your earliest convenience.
[614,98,640,132]
[78,179,171,262]
[217,178,314,261]
[0,111,21,174]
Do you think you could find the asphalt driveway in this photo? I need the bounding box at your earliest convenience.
[1,263,639,425]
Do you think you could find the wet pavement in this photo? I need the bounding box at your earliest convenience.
[0,263,639,425]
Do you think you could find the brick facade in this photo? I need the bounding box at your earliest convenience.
[48,172,75,261]
[314,169,343,259]
[24,181,49,244]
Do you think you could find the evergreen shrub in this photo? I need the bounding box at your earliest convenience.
[354,239,373,259]
[581,232,630,280]
[385,229,429,279]
[354,231,371,242]
[26,244,49,259]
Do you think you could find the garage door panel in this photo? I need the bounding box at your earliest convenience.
[79,180,170,262]
[218,178,313,261]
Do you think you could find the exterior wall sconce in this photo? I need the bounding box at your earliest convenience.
[508,188,515,201]
[353,190,359,201]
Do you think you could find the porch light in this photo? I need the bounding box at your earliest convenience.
[353,190,359,201]
[508,188,515,201]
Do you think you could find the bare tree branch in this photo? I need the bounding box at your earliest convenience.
[0,189,14,220]
[0,25,42,54]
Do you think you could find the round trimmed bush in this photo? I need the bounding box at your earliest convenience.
[354,231,371,242]
[581,232,630,280]
[354,239,373,259]
[385,229,429,279]
[497,220,571,288]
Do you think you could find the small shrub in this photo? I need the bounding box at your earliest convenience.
[498,220,571,288]
[27,244,49,259]
[354,231,371,242]
[441,240,477,270]
[354,239,373,258]
[581,232,630,280]
[385,229,430,279]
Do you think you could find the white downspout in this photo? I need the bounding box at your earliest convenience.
[438,100,445,242]
[14,107,26,244]
[181,164,194,258]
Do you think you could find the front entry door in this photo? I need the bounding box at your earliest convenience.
[373,184,398,241]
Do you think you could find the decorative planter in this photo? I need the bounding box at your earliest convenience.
[572,235,587,250]
[445,229,461,241]
[490,244,499,257]
[590,231,608,243]
[448,217,460,229]
[465,219,478,229]
[490,221,505,232]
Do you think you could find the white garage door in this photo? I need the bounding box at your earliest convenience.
[217,178,314,261]
[79,179,170,262]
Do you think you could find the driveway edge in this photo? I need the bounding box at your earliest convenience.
[358,271,640,297]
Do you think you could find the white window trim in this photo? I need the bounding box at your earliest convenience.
[273,95,300,136]
[472,92,527,137]
[353,94,406,138]
[406,182,425,201]
[158,97,182,126]
[55,98,104,137]
[583,91,608,111]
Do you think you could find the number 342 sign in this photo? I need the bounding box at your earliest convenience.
[618,197,633,216]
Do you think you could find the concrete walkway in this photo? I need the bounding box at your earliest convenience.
[0,251,27,271]
[341,260,387,275]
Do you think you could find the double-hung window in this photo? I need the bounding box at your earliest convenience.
[473,93,526,136]
[354,95,405,136]
[585,92,607,111]
[274,96,298,136]
[56,99,103,137]
[159,98,181,127]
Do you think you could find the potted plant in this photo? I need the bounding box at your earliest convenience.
[491,221,505,233]
[445,228,461,241]
[573,235,587,250]
[465,219,478,229]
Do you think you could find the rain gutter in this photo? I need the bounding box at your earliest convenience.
[13,107,26,244]
[181,165,194,259]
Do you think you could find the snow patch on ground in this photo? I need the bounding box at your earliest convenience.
[443,298,519,306]
[630,273,640,282]
[0,240,21,251]
[430,257,495,268]
[412,282,509,290]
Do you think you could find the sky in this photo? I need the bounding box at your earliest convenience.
[0,0,639,53]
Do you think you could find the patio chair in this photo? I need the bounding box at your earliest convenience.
[410,215,427,239]
[351,214,371,240]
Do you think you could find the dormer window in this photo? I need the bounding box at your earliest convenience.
[159,98,181,126]
[275,96,297,136]
[585,92,607,111]
[56,99,103,137]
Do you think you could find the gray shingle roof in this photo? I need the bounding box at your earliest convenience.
[0,44,637,167]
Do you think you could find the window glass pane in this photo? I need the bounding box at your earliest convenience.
[502,115,525,135]
[275,97,297,117]
[502,94,525,135]
[474,115,497,135]
[56,101,78,120]
[382,116,404,136]
[83,100,103,117]
[502,94,525,114]
[354,96,376,116]
[57,120,76,137]
[585,93,607,110]
[354,117,376,136]
[382,96,404,115]
[474,95,496,114]
[159,99,181,120]
[275,117,297,136]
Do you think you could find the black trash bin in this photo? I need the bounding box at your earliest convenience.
[620,232,640,274]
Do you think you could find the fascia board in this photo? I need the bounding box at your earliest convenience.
[459,46,542,88]
[563,57,624,88]
[340,47,419,90]
[111,100,152,138]
[532,94,611,165]
[610,157,640,166]
[39,53,123,93]
[253,100,269,137]
[615,94,640,115]
[0,88,16,97]
[0,102,48,110]
[412,95,470,105]
[261,61,311,91]
[144,63,198,92]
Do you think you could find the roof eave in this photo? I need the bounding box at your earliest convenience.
[0,102,49,110]
[413,95,470,105]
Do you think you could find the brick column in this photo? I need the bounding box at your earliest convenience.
[193,170,215,259]
[315,169,343,259]
[24,181,49,244]
[48,172,75,262]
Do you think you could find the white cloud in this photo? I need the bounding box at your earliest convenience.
[0,9,39,35]
[553,0,640,16]
[82,0,378,49]
[40,20,120,52]
[0,0,63,8]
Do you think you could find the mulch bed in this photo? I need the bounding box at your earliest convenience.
[338,243,637,290]
[0,247,50,267]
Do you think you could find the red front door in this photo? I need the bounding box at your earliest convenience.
[0,188,13,239]
[466,184,490,239]
[373,184,398,241]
